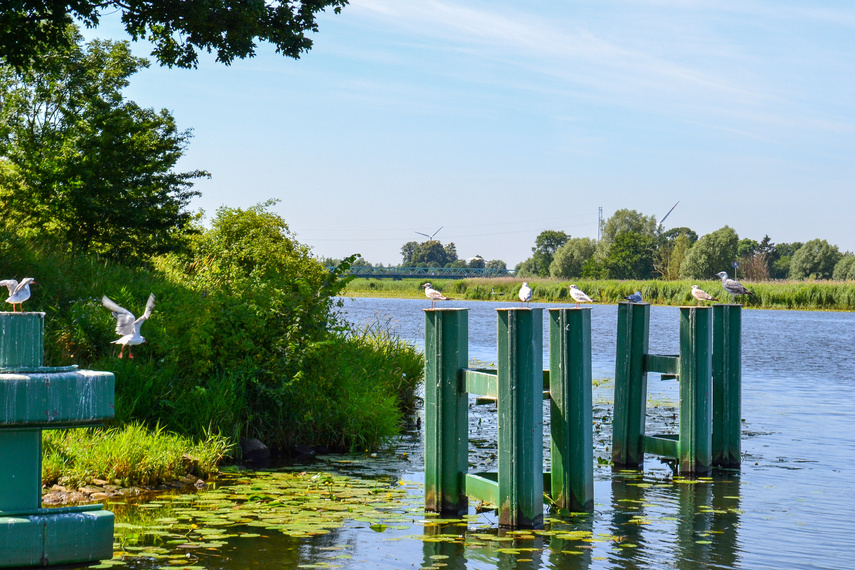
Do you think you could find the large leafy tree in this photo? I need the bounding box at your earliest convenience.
[518,230,570,277]
[0,0,348,71]
[603,232,656,279]
[0,28,207,260]
[679,226,739,279]
[550,237,596,279]
[400,240,458,267]
[789,239,842,280]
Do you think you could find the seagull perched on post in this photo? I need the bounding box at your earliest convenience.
[568,284,594,308]
[691,285,718,305]
[102,294,155,358]
[422,283,449,309]
[0,278,36,312]
[715,272,753,302]
[518,282,532,306]
[623,291,643,304]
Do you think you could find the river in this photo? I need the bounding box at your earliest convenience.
[111,297,855,570]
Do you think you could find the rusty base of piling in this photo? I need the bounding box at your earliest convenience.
[0,507,114,567]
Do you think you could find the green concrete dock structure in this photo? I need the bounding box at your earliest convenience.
[424,307,594,528]
[612,303,743,475]
[0,312,115,567]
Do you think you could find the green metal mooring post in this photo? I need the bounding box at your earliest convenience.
[678,306,713,475]
[712,305,742,468]
[612,303,650,470]
[496,308,543,528]
[1,312,114,568]
[548,308,594,512]
[424,308,469,515]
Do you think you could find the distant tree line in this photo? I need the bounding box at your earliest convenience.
[515,209,855,281]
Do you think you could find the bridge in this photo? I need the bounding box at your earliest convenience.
[326,266,515,280]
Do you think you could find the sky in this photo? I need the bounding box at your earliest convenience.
[81,0,855,266]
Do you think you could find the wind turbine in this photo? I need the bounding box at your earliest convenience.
[657,201,679,229]
[416,226,443,241]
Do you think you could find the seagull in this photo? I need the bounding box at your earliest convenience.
[715,272,753,302]
[0,278,36,312]
[518,282,532,306]
[422,283,449,309]
[568,284,594,308]
[624,291,643,303]
[102,294,155,358]
[691,285,718,305]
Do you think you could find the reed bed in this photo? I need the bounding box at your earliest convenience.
[342,277,855,311]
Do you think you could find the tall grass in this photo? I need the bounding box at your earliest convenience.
[42,423,233,488]
[343,277,855,311]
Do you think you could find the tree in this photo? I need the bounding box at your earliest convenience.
[599,210,657,251]
[550,237,596,279]
[833,254,855,281]
[400,240,458,267]
[655,233,691,280]
[0,0,348,71]
[789,239,842,280]
[679,226,739,279]
[661,227,698,246]
[603,232,656,279]
[518,230,569,277]
[0,29,207,261]
[486,259,507,271]
[770,241,803,279]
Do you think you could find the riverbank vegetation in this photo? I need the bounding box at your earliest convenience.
[342,277,855,311]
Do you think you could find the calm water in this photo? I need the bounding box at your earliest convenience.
[112,297,855,569]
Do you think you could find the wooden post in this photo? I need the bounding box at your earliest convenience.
[548,308,593,512]
[678,307,713,475]
[712,304,742,468]
[612,302,650,470]
[496,308,543,528]
[424,308,469,515]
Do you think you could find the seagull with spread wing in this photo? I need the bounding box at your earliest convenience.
[102,293,155,358]
[0,277,36,312]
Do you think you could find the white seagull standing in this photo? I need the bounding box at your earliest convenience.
[715,272,753,302]
[102,294,155,358]
[518,282,532,306]
[691,285,718,305]
[422,283,449,309]
[0,278,36,312]
[568,284,594,308]
[624,291,643,303]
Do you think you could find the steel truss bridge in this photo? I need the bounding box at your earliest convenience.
[326,266,515,280]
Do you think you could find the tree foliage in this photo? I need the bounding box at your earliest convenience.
[0,28,206,261]
[833,254,855,281]
[679,226,739,279]
[550,237,596,279]
[0,0,348,71]
[518,230,570,277]
[400,240,458,267]
[598,209,657,258]
[603,232,656,279]
[789,239,842,280]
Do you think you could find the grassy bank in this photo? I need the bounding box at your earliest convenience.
[342,277,855,311]
[42,423,232,489]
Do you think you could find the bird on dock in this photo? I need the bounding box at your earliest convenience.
[422,283,449,309]
[102,293,155,358]
[568,284,594,308]
[624,291,643,303]
[691,285,718,305]
[0,278,36,312]
[518,282,532,306]
[715,272,753,301]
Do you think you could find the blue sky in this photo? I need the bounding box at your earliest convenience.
[83,0,855,266]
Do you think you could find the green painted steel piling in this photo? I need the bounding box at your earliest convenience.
[712,305,742,468]
[0,312,115,567]
[548,308,594,512]
[612,302,650,470]
[496,308,544,528]
[678,307,713,475]
[424,308,469,515]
